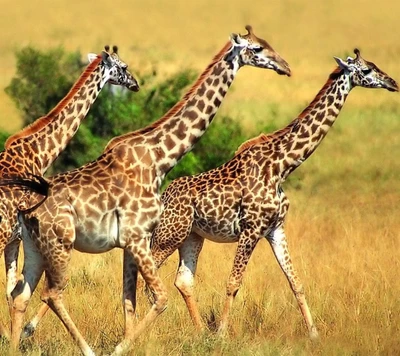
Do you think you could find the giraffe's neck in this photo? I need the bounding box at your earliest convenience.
[4,56,106,176]
[278,68,351,178]
[105,42,239,179]
[237,68,351,181]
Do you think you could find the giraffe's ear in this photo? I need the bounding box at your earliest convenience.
[230,33,246,46]
[334,56,351,72]
[100,51,114,67]
[87,53,98,63]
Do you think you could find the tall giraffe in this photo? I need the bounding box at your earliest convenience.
[10,26,291,355]
[148,49,398,338]
[0,45,138,337]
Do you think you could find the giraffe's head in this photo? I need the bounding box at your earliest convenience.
[334,49,398,92]
[88,45,140,92]
[229,25,291,76]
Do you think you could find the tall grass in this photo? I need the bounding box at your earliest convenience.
[0,0,399,354]
[0,105,398,355]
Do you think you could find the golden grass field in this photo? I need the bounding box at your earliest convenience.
[0,0,399,355]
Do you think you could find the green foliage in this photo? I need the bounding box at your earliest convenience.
[3,46,249,182]
[0,131,9,150]
[5,47,83,126]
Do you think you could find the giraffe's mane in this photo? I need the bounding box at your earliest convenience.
[104,41,233,152]
[5,55,103,149]
[234,66,344,156]
[234,133,272,155]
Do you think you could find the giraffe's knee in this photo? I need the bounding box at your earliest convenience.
[226,280,241,298]
[291,282,305,297]
[40,294,50,306]
[154,289,168,314]
[40,288,62,307]
[11,282,30,313]
[12,298,29,314]
[174,268,195,296]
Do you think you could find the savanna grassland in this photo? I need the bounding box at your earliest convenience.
[0,0,399,355]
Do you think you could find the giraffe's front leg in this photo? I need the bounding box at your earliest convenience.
[113,236,167,356]
[174,232,205,331]
[268,227,319,340]
[122,249,139,339]
[218,229,260,335]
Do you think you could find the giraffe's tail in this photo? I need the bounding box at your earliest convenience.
[0,173,49,198]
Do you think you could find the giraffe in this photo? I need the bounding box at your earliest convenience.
[148,49,398,339]
[10,26,291,355]
[0,45,138,337]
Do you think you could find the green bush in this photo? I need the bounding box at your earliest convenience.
[3,46,248,186]
[0,131,9,150]
[5,47,84,126]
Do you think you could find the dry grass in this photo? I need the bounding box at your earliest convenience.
[0,0,399,355]
[1,184,398,355]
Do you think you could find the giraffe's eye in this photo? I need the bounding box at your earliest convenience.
[362,68,372,75]
[252,46,263,53]
[0,216,2,224]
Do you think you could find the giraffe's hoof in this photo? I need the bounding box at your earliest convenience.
[309,326,319,341]
[21,322,35,339]
[216,324,228,338]
[112,339,131,356]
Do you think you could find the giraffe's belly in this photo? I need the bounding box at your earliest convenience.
[192,218,241,243]
[73,212,121,253]
[191,199,243,243]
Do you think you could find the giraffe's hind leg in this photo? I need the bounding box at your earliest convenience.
[39,241,95,356]
[10,232,44,350]
[0,238,22,340]
[34,218,95,356]
[268,227,319,340]
[41,272,95,356]
[21,303,50,339]
[218,229,259,335]
[5,237,50,340]
[5,238,21,314]
[174,232,205,331]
